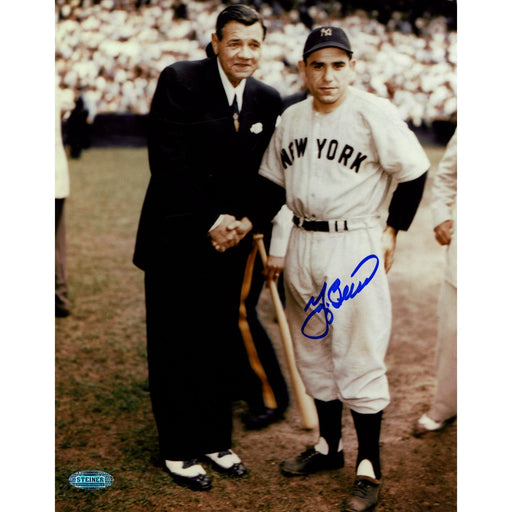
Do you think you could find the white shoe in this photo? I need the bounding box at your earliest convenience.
[413,413,454,437]
[204,449,248,477]
[205,449,241,469]
[165,459,212,491]
[165,459,206,477]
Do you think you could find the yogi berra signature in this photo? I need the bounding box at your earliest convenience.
[301,255,379,340]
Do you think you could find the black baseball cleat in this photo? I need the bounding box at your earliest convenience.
[205,450,248,478]
[342,476,381,512]
[280,446,344,476]
[165,459,212,491]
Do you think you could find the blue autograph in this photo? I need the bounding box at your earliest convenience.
[301,254,380,340]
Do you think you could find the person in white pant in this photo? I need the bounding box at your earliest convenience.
[55,85,71,317]
[413,128,457,436]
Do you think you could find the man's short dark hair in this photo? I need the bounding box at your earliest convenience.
[215,4,266,40]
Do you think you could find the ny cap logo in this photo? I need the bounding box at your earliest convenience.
[320,28,332,37]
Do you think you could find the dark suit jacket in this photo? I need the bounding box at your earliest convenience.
[133,57,282,270]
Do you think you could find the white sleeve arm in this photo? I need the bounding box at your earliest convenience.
[268,205,294,258]
[431,129,457,228]
[369,99,430,182]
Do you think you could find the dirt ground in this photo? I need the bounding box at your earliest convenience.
[232,163,457,512]
[55,146,456,512]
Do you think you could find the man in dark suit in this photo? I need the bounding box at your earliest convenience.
[204,39,290,431]
[133,5,283,491]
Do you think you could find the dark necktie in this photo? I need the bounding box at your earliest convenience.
[232,95,240,132]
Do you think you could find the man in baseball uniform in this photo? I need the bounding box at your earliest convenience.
[258,27,430,511]
[413,128,457,437]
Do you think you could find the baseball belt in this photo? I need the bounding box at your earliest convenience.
[293,215,381,232]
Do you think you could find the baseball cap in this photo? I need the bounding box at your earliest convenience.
[303,26,353,60]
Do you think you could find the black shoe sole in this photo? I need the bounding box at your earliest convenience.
[206,460,248,478]
[166,469,212,491]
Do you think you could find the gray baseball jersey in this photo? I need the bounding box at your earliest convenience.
[259,86,429,413]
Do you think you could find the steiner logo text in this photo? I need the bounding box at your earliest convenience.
[69,470,114,490]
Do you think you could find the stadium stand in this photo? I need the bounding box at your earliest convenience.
[55,0,456,145]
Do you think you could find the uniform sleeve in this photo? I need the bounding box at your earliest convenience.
[237,88,283,223]
[431,129,457,228]
[245,119,288,231]
[258,119,286,187]
[386,171,427,231]
[369,100,430,183]
[248,175,286,233]
[269,204,294,257]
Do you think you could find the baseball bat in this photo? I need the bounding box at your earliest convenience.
[239,242,278,409]
[254,234,318,430]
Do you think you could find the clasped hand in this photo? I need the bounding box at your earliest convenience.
[209,215,253,252]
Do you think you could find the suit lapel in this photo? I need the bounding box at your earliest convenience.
[200,58,232,119]
[196,62,264,142]
[241,78,257,115]
[239,79,264,139]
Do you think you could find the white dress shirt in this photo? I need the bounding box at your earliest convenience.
[217,58,246,111]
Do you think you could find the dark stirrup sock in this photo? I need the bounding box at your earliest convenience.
[314,399,343,454]
[350,409,383,480]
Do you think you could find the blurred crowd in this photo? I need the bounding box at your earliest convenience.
[55,0,456,126]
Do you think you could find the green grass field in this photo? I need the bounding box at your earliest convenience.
[56,148,152,511]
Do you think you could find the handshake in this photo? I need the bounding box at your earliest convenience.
[209,214,253,253]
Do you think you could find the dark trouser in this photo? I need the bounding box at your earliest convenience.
[55,198,70,311]
[144,238,256,461]
[243,249,289,413]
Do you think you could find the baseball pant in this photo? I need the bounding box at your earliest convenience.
[428,280,457,422]
[284,224,391,414]
[55,198,70,311]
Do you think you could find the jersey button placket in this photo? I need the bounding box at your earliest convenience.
[309,111,321,219]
